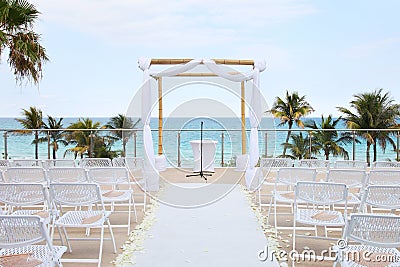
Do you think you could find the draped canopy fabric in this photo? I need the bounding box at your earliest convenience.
[138,58,266,188]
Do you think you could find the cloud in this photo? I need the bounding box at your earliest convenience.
[33,0,318,46]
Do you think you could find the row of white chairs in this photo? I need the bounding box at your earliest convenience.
[0,183,119,266]
[257,166,400,240]
[0,167,140,231]
[0,165,148,214]
[257,158,400,170]
[287,181,400,265]
[259,166,400,210]
[0,166,144,185]
[0,157,143,170]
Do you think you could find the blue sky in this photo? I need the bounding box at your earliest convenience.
[0,0,399,118]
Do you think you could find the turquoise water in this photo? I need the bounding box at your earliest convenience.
[0,117,398,167]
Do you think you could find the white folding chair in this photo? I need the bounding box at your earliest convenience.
[333,160,367,170]
[257,157,294,210]
[11,159,44,167]
[293,182,348,257]
[113,157,147,211]
[47,167,88,183]
[4,167,47,184]
[111,157,125,167]
[326,169,367,209]
[0,215,66,267]
[372,161,400,169]
[359,185,400,214]
[79,158,112,169]
[0,171,4,183]
[366,169,400,186]
[0,183,51,225]
[298,159,330,181]
[334,213,400,267]
[43,159,77,170]
[88,167,137,234]
[268,167,317,235]
[0,159,10,171]
[49,183,116,267]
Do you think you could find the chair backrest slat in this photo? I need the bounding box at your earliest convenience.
[344,214,400,247]
[372,161,400,169]
[4,167,47,184]
[327,169,367,188]
[43,159,76,170]
[50,183,102,206]
[295,181,348,205]
[47,167,88,183]
[0,159,10,171]
[276,167,317,185]
[0,215,48,248]
[367,170,400,186]
[260,158,293,169]
[0,183,47,206]
[88,167,129,184]
[333,160,367,170]
[79,158,112,169]
[298,159,330,170]
[113,157,144,180]
[360,185,400,210]
[10,159,44,168]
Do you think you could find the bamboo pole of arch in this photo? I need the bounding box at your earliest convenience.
[158,77,163,155]
[241,81,246,154]
[150,58,254,66]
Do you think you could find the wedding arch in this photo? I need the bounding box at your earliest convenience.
[137,58,266,188]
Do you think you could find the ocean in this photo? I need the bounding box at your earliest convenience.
[0,117,398,167]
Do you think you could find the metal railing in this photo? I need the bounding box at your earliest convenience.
[1,128,399,165]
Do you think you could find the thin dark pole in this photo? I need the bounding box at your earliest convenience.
[186,121,213,181]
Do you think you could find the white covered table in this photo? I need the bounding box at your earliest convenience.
[190,140,218,172]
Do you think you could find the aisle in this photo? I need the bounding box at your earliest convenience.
[134,183,279,266]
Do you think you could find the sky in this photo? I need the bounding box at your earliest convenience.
[0,0,399,119]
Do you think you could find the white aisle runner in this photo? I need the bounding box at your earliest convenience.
[135,183,279,266]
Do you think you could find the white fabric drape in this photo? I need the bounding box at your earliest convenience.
[138,57,155,175]
[138,58,266,190]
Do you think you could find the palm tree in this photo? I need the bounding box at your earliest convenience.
[0,0,48,84]
[65,118,102,158]
[281,132,318,160]
[304,115,353,160]
[105,114,140,157]
[337,89,400,165]
[41,116,68,159]
[15,106,44,159]
[269,90,314,156]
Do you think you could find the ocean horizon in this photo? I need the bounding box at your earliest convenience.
[0,117,398,166]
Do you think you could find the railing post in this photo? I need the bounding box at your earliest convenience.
[89,131,94,157]
[352,131,356,161]
[308,131,312,158]
[264,131,268,157]
[133,131,137,157]
[397,131,399,162]
[3,131,8,160]
[47,131,51,159]
[177,132,181,167]
[221,132,224,167]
